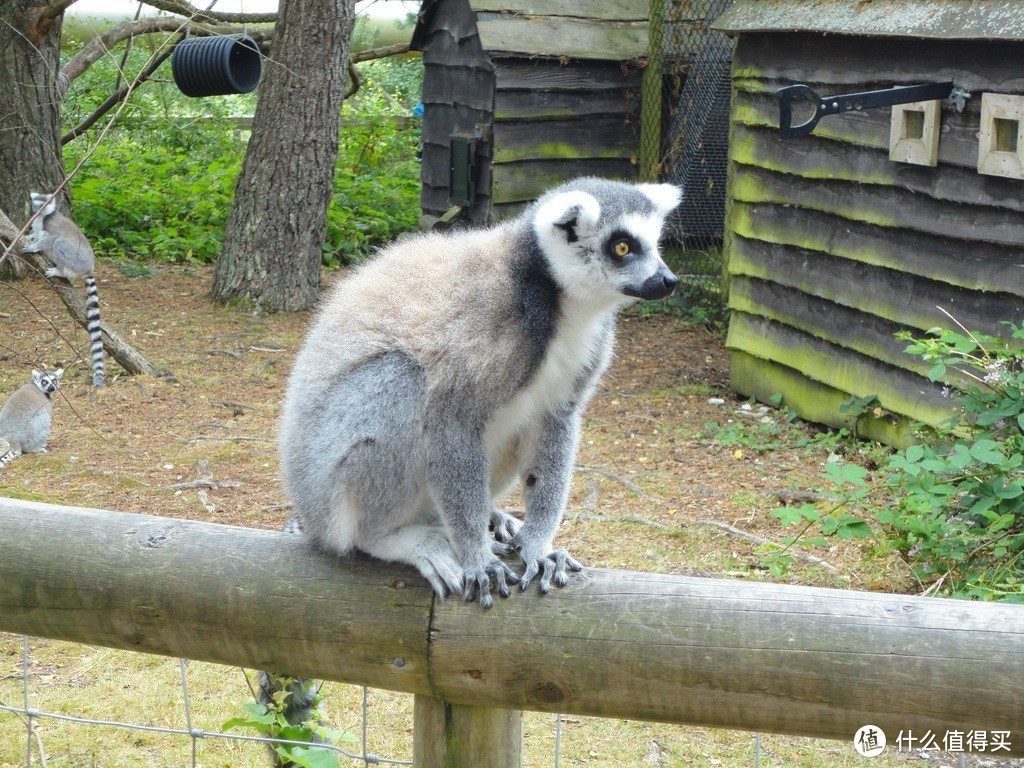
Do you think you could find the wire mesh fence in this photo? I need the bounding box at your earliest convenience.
[641,0,734,312]
[4,633,1002,768]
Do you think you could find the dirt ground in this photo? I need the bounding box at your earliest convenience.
[0,261,909,591]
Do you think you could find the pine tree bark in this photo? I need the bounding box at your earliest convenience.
[212,0,355,312]
[0,1,69,278]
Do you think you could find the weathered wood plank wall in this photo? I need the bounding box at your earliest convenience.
[489,56,642,220]
[470,1,647,220]
[723,33,1024,440]
[416,0,495,224]
[415,0,648,223]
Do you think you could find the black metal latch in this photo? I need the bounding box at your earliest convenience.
[776,81,958,139]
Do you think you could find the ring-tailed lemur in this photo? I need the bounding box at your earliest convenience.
[22,192,105,387]
[0,369,63,468]
[280,177,681,607]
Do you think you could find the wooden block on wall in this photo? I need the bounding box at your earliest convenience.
[978,92,1024,179]
[889,100,940,167]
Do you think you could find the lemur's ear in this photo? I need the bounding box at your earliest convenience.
[638,183,682,217]
[533,191,601,245]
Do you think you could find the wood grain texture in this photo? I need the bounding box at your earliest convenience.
[728,235,1023,336]
[413,696,522,768]
[492,115,638,162]
[731,165,1024,247]
[728,201,1024,297]
[491,158,636,203]
[492,58,642,91]
[470,0,647,21]
[0,499,1021,752]
[476,16,648,60]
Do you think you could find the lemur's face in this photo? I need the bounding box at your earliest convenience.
[532,179,681,305]
[31,368,63,395]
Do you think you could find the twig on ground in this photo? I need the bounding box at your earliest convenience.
[695,519,839,572]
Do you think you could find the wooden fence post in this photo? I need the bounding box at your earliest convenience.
[639,0,666,180]
[413,695,522,768]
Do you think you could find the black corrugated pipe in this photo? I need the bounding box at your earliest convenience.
[171,34,262,97]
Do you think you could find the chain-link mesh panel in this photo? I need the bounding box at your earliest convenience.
[640,0,733,313]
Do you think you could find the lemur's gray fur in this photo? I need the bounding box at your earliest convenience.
[0,369,63,468]
[279,177,681,606]
[22,192,106,387]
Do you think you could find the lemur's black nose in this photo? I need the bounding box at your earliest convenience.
[624,267,678,300]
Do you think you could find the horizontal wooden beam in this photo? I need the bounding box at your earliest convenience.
[0,498,1021,753]
[475,16,648,60]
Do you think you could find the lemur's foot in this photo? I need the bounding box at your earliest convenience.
[461,556,519,609]
[487,512,520,548]
[516,546,583,595]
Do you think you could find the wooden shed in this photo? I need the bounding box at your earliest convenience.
[714,0,1024,443]
[410,0,649,225]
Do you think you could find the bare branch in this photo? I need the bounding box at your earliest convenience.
[351,42,411,63]
[140,0,276,24]
[37,0,78,25]
[60,18,196,91]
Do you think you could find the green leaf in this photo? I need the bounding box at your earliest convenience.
[904,444,925,463]
[824,461,868,487]
[771,504,818,526]
[970,440,1005,465]
[280,746,341,768]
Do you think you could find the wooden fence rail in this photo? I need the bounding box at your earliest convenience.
[0,497,1021,764]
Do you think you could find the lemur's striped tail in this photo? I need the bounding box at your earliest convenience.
[84,275,106,387]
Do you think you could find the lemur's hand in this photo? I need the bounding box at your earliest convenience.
[488,508,521,556]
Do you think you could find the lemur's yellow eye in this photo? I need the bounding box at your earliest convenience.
[613,240,630,257]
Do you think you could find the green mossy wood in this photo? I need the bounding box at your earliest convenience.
[715,17,1024,442]
[1,498,1022,764]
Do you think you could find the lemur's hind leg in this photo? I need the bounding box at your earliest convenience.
[358,523,466,599]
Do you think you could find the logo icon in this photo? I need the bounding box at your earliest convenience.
[855,725,887,757]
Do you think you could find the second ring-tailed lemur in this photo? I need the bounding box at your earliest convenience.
[280,177,681,607]
[0,368,63,468]
[22,192,106,387]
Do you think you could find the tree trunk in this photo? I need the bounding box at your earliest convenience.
[212,0,354,312]
[0,1,69,278]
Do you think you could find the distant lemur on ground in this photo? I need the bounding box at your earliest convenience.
[0,369,63,468]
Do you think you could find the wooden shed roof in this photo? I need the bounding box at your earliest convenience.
[714,0,1024,41]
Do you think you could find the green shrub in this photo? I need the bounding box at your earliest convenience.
[879,324,1024,601]
[767,322,1024,602]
